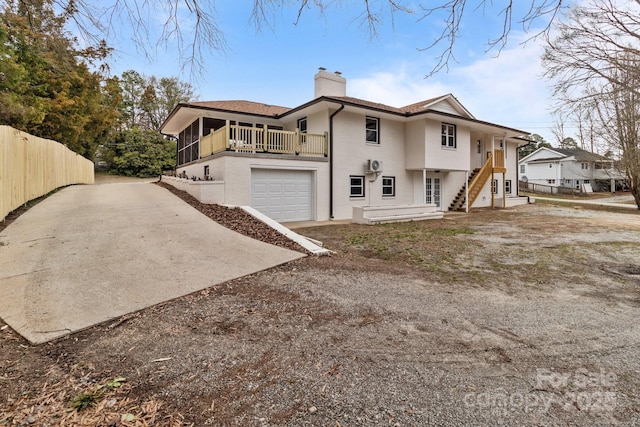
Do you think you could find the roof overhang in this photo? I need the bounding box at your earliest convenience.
[161,96,531,140]
[282,97,530,137]
[160,103,283,135]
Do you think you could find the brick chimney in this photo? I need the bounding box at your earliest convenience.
[314,67,346,98]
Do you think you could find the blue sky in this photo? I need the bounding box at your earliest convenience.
[104,1,561,143]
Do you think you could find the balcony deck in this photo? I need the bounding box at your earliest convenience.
[200,123,328,158]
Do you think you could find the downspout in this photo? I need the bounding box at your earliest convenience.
[502,137,506,208]
[517,140,533,203]
[329,103,345,219]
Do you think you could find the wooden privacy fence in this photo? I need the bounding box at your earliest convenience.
[1,125,94,221]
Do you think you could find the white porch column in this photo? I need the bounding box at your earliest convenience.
[503,173,506,208]
[422,169,427,204]
[198,117,203,159]
[491,135,495,167]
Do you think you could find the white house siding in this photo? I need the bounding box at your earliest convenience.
[472,177,494,208]
[469,135,483,170]
[431,100,462,116]
[405,120,426,170]
[526,162,560,185]
[331,111,414,220]
[412,171,425,204]
[283,110,329,134]
[505,141,520,198]
[424,121,472,172]
[433,171,459,210]
[562,160,593,183]
[522,148,563,162]
[176,154,330,220]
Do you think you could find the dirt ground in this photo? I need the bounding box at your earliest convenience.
[1,200,640,426]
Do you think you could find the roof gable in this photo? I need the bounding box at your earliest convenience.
[519,147,566,163]
[520,146,610,164]
[401,94,475,119]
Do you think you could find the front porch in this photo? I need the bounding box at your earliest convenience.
[200,121,328,158]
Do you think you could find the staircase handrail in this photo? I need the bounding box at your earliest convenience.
[467,154,493,207]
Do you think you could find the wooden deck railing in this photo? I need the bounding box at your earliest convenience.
[1,125,94,221]
[199,122,327,158]
[494,149,505,171]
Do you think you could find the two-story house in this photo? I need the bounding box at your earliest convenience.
[159,68,530,223]
[519,147,624,192]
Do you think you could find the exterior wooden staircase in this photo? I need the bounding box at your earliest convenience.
[449,168,480,211]
[448,153,495,211]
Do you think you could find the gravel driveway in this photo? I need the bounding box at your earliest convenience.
[1,202,639,426]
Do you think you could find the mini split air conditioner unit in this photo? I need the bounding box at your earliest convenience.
[366,159,383,173]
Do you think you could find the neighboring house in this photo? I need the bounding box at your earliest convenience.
[159,68,530,223]
[519,147,624,192]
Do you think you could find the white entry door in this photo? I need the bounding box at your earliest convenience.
[426,177,441,210]
[251,169,313,222]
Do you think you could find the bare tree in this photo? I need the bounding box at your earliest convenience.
[550,113,567,147]
[574,107,596,152]
[544,0,640,206]
[9,0,564,76]
[592,61,640,204]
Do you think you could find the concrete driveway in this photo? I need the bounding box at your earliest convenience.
[0,181,305,344]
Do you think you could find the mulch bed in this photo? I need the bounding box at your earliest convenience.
[155,181,307,254]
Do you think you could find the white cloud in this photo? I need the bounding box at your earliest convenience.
[346,35,556,141]
[349,66,454,107]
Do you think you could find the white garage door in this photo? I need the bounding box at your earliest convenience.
[251,169,313,222]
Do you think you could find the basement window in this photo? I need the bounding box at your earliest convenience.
[382,176,395,197]
[350,175,365,197]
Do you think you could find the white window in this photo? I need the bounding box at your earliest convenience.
[581,162,588,170]
[520,164,525,174]
[547,179,556,184]
[505,180,512,194]
[382,176,395,197]
[441,123,456,148]
[493,179,499,194]
[350,175,365,197]
[366,116,379,144]
[204,165,210,177]
[584,179,590,184]
[297,117,307,133]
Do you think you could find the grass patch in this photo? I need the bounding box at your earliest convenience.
[336,221,478,271]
